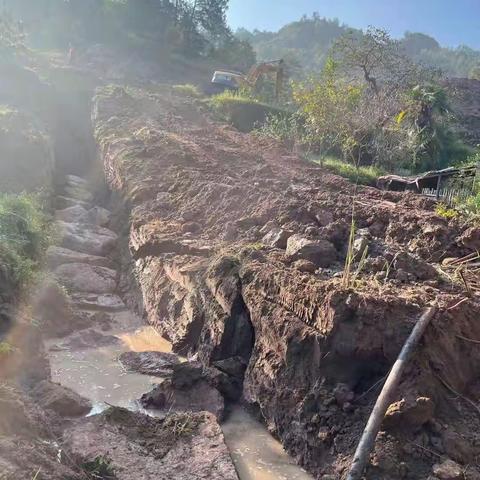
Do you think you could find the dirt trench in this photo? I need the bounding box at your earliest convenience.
[91,80,480,480]
[4,50,480,480]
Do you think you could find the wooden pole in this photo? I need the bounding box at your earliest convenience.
[346,305,439,480]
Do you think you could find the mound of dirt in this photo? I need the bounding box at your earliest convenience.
[93,85,480,479]
[63,407,238,480]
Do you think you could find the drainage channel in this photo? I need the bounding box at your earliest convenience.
[47,174,313,480]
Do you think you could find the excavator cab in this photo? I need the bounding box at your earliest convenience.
[211,71,243,90]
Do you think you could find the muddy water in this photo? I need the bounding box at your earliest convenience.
[47,312,171,413]
[48,311,313,480]
[222,406,313,480]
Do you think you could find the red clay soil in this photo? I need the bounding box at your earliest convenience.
[94,84,480,479]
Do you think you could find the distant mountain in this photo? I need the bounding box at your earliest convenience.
[236,14,480,79]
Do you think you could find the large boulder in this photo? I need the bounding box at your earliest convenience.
[286,234,337,267]
[54,263,117,294]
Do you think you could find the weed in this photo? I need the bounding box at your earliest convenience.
[81,456,116,480]
[311,156,384,187]
[342,217,356,288]
[0,342,16,357]
[164,412,199,438]
[0,192,52,288]
[172,84,202,98]
[435,203,458,220]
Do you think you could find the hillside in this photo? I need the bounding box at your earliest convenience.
[237,14,480,78]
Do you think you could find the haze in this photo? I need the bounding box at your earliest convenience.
[228,0,480,48]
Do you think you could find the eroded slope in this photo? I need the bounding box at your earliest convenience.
[94,85,480,479]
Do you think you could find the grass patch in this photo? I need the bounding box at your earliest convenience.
[172,84,202,98]
[0,192,52,289]
[209,90,285,132]
[0,342,16,357]
[311,156,385,187]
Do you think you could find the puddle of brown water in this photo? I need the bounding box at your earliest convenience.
[222,406,314,480]
[47,313,173,413]
[48,311,312,480]
[118,326,172,353]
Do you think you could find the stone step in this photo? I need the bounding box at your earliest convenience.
[56,221,118,257]
[64,184,94,203]
[55,205,111,227]
[65,175,89,188]
[54,263,117,295]
[47,246,113,269]
[56,195,90,210]
[70,293,127,312]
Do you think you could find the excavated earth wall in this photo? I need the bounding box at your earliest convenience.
[93,84,480,479]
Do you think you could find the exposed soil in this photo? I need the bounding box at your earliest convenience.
[3,48,480,480]
[92,80,480,479]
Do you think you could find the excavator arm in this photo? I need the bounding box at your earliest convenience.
[243,60,285,100]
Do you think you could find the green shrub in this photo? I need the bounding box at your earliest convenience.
[254,112,306,149]
[172,84,202,98]
[0,192,52,288]
[311,156,384,186]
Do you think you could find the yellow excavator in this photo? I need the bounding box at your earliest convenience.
[210,59,285,100]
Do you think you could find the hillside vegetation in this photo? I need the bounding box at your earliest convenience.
[237,13,480,79]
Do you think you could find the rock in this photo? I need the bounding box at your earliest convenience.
[170,362,204,389]
[459,227,480,251]
[353,228,370,260]
[315,210,333,227]
[286,234,337,267]
[181,221,201,234]
[54,263,117,294]
[56,329,121,351]
[293,259,317,273]
[56,195,90,210]
[141,378,224,420]
[384,397,435,429]
[443,430,474,464]
[63,408,237,480]
[55,205,89,223]
[432,459,464,480]
[65,175,88,188]
[333,383,354,406]
[70,293,126,312]
[79,206,111,227]
[47,246,112,269]
[30,380,91,417]
[64,184,94,203]
[56,221,118,256]
[212,356,247,378]
[393,251,438,281]
[119,351,180,376]
[262,227,291,249]
[395,268,410,283]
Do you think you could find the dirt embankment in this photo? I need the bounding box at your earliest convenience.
[93,84,480,479]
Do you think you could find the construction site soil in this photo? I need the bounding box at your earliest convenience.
[92,81,480,479]
[2,50,480,480]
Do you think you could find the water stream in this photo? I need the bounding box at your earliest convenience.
[47,308,313,480]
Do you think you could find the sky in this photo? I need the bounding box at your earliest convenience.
[227,0,480,49]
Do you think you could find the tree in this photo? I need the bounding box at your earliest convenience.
[332,27,423,96]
